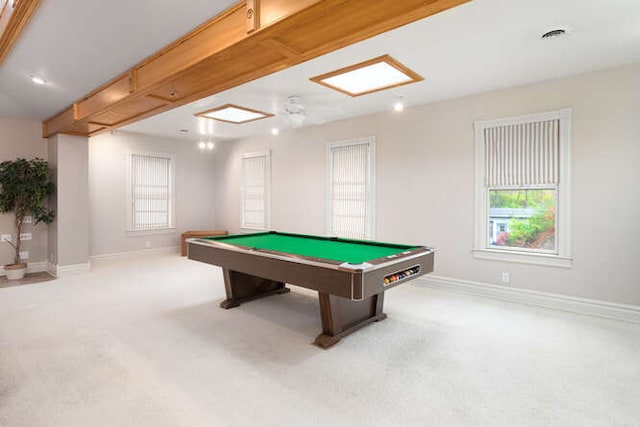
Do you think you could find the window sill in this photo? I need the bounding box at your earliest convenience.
[241,226,268,231]
[472,248,572,268]
[126,228,177,237]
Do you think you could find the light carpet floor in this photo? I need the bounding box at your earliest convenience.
[1,254,639,427]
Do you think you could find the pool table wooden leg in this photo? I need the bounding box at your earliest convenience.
[314,292,387,349]
[219,269,290,309]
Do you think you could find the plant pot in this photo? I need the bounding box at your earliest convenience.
[4,262,27,280]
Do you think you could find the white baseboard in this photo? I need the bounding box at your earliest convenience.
[47,262,91,278]
[90,246,180,264]
[415,275,640,324]
[0,261,48,277]
[46,262,56,277]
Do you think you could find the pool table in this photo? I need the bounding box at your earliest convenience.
[187,231,435,348]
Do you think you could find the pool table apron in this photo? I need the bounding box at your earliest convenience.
[188,240,434,348]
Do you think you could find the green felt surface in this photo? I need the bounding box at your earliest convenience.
[203,232,417,264]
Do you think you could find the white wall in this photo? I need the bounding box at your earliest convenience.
[89,131,217,257]
[48,134,90,268]
[0,119,49,267]
[212,64,640,306]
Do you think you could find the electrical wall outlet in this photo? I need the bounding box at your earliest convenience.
[20,233,32,241]
[501,272,510,283]
[1,234,11,242]
[19,251,29,260]
[24,216,32,224]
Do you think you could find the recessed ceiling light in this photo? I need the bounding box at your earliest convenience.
[310,55,423,97]
[30,74,46,85]
[207,142,215,150]
[195,104,273,124]
[393,96,405,112]
[271,128,280,135]
[198,141,206,149]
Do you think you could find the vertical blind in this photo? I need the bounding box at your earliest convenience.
[242,154,267,229]
[131,154,172,230]
[484,119,559,187]
[329,141,371,239]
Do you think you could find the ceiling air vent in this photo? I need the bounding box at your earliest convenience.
[541,29,567,40]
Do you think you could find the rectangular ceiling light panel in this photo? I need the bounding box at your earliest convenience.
[195,104,274,124]
[310,55,423,97]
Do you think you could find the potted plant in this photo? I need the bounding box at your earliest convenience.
[0,158,55,280]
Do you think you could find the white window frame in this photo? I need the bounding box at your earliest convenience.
[125,151,176,235]
[241,151,271,230]
[326,137,375,239]
[473,108,572,267]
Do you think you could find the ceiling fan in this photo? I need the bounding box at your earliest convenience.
[282,95,306,127]
[279,94,346,128]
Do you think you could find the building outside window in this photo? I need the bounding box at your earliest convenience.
[473,109,572,267]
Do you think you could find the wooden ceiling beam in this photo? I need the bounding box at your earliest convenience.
[0,0,41,66]
[42,0,469,138]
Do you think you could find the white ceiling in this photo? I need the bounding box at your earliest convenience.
[0,0,236,118]
[1,0,639,142]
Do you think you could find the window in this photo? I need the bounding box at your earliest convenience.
[473,109,572,267]
[327,137,375,239]
[241,151,270,230]
[126,152,175,233]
